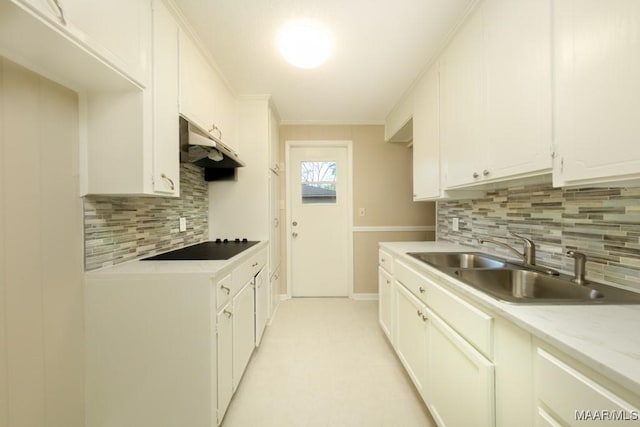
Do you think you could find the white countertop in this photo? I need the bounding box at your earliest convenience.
[380,241,640,397]
[85,240,269,279]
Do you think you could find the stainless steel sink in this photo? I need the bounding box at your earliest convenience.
[453,268,605,303]
[407,251,640,304]
[408,252,506,269]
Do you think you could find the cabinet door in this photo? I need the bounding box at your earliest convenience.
[483,0,551,181]
[535,347,639,427]
[151,0,179,196]
[378,267,393,340]
[440,8,484,188]
[254,268,269,346]
[14,0,150,86]
[63,0,150,86]
[412,63,441,200]
[554,0,640,186]
[232,282,255,391]
[179,32,215,132]
[216,305,233,424]
[395,283,428,397]
[427,312,494,427]
[269,267,280,318]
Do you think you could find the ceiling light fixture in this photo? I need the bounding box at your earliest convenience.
[277,23,332,69]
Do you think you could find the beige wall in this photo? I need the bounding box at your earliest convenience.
[279,125,435,295]
[0,59,84,426]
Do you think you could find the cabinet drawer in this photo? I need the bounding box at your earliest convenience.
[535,348,639,427]
[427,278,493,359]
[379,249,394,274]
[232,249,267,290]
[395,260,428,303]
[216,274,232,309]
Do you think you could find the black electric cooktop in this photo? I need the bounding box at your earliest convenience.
[142,239,259,261]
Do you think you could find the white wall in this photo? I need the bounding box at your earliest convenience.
[0,58,84,427]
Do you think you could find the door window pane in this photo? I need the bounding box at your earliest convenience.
[301,161,337,204]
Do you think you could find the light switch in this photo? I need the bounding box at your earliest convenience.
[179,217,187,232]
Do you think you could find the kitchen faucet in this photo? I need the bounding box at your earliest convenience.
[479,232,559,275]
[480,232,536,264]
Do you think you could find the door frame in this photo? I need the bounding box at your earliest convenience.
[285,140,354,299]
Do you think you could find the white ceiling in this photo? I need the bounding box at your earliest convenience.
[173,0,474,124]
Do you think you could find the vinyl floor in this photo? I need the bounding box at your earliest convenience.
[221,298,436,427]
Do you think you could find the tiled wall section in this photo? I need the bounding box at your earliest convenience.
[84,164,209,270]
[437,185,640,291]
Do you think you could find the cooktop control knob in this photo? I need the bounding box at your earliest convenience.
[234,238,241,243]
[242,238,248,243]
[215,238,222,243]
[223,238,229,243]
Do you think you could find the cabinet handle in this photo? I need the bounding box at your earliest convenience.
[419,287,425,293]
[417,310,423,317]
[422,315,428,322]
[483,169,490,177]
[223,310,232,318]
[473,172,480,179]
[50,0,67,25]
[381,258,385,262]
[386,280,390,284]
[252,262,258,267]
[161,173,175,190]
[220,285,230,295]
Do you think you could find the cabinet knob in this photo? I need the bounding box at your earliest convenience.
[419,287,425,293]
[473,172,480,179]
[386,279,391,284]
[483,169,490,177]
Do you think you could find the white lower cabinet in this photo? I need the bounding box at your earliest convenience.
[395,283,428,397]
[232,281,256,391]
[379,247,640,427]
[427,312,495,427]
[216,302,234,424]
[254,267,269,346]
[378,266,393,340]
[534,346,640,427]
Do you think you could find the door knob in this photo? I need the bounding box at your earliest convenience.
[292,232,298,237]
[292,221,298,226]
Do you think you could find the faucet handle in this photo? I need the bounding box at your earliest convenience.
[510,232,536,265]
[510,231,534,247]
[566,250,586,260]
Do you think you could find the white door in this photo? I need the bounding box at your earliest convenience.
[288,143,351,297]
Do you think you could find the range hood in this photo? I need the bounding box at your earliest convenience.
[179,116,245,169]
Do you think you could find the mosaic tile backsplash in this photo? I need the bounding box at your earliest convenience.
[437,185,640,291]
[84,164,209,271]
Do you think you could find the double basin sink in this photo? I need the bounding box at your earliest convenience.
[408,252,640,304]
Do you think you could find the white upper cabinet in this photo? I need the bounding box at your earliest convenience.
[151,0,180,196]
[385,90,414,143]
[412,64,441,200]
[14,0,150,87]
[179,31,238,153]
[482,0,552,182]
[440,7,484,189]
[441,0,552,189]
[553,0,640,187]
[82,0,179,196]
